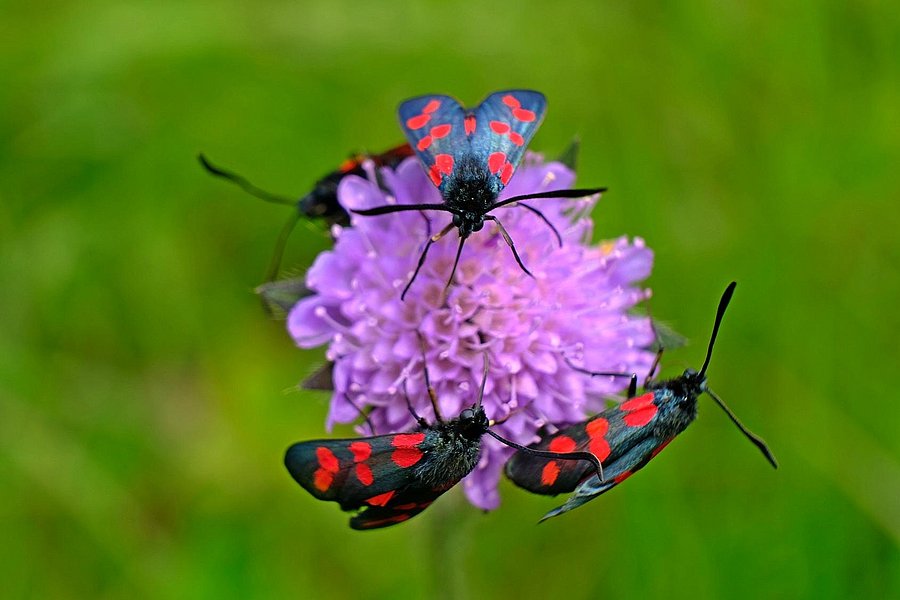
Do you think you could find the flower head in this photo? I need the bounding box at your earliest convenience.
[288,154,656,509]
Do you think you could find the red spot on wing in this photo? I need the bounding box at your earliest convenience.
[434,153,454,174]
[366,490,395,506]
[423,99,441,114]
[614,470,633,484]
[391,432,426,467]
[490,120,511,134]
[392,433,426,446]
[585,417,611,462]
[430,123,452,138]
[417,136,433,151]
[509,132,524,146]
[465,115,476,135]
[313,469,334,492]
[512,107,536,122]
[392,447,424,468]
[541,461,561,486]
[428,165,442,186]
[621,393,658,427]
[500,162,514,185]
[394,502,419,511]
[488,152,506,174]
[349,441,371,463]
[338,158,358,173]
[548,435,577,453]
[406,114,430,130]
[355,463,374,486]
[502,94,521,108]
[585,418,609,438]
[589,437,610,463]
[316,447,339,473]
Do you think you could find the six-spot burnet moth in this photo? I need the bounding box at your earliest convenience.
[198,144,413,281]
[351,90,607,300]
[284,355,605,530]
[504,282,778,521]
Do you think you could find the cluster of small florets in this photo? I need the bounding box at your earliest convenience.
[287,153,656,509]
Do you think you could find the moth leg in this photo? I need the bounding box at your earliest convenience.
[517,202,563,247]
[484,215,533,278]
[415,331,444,423]
[402,379,429,429]
[344,393,377,435]
[402,221,455,301]
[563,358,637,397]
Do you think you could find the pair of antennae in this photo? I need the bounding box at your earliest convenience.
[697,282,778,469]
[354,186,606,300]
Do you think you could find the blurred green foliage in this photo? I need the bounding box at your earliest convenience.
[2,1,899,598]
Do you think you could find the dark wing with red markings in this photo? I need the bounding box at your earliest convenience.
[505,392,662,495]
[284,430,453,529]
[470,90,547,189]
[539,433,673,521]
[397,95,469,191]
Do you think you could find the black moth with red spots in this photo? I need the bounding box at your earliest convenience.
[285,403,604,530]
[505,282,778,521]
[198,144,414,280]
[352,90,607,299]
[284,406,489,530]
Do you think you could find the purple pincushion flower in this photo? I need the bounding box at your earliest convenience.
[288,153,657,510]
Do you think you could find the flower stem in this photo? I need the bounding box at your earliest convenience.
[426,490,475,600]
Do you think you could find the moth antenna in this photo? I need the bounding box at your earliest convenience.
[485,429,605,482]
[699,281,737,378]
[198,154,296,206]
[475,352,489,410]
[402,222,455,301]
[351,203,458,216]
[485,215,533,278]
[488,187,607,212]
[706,388,778,469]
[444,233,468,292]
[516,202,563,247]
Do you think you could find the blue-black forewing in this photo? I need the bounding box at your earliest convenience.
[505,392,665,496]
[285,430,455,529]
[470,90,547,191]
[397,95,469,192]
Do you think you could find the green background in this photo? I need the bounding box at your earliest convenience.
[3,1,898,598]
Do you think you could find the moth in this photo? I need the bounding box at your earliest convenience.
[505,282,778,521]
[352,90,606,299]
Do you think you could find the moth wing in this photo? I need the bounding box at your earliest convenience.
[397,94,469,192]
[540,433,672,521]
[349,484,448,530]
[470,90,547,190]
[505,392,662,495]
[284,431,432,512]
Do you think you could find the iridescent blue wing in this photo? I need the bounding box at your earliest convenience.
[470,90,547,190]
[397,95,469,192]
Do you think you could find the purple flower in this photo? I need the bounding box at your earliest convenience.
[287,154,657,510]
